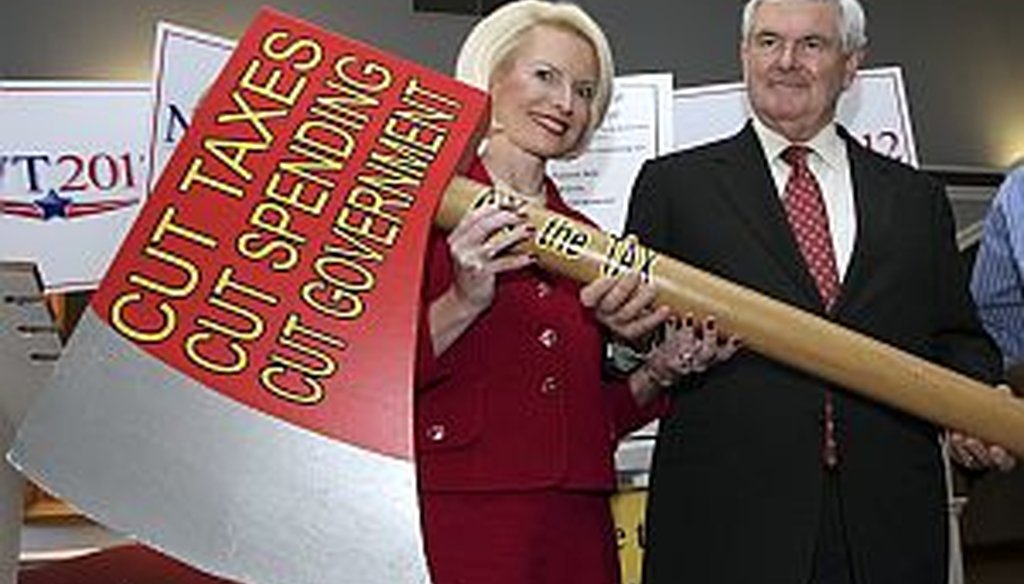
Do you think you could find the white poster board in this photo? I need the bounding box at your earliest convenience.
[0,83,150,292]
[673,66,919,166]
[148,22,234,187]
[550,73,674,232]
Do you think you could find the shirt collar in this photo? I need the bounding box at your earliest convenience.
[751,116,845,172]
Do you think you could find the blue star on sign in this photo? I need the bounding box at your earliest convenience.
[34,190,73,220]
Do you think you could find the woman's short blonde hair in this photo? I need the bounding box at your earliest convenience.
[455,0,615,158]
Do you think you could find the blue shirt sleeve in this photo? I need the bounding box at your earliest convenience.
[971,167,1024,366]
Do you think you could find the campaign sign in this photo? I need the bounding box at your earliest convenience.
[0,83,150,291]
[13,8,488,584]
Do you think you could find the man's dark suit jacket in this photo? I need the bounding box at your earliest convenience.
[627,123,1000,584]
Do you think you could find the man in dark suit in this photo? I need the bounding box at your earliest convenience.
[628,1,1012,583]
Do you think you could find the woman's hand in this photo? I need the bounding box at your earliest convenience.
[948,385,1018,472]
[448,204,535,311]
[429,204,535,356]
[630,316,740,405]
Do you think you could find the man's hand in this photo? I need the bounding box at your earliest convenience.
[580,273,670,342]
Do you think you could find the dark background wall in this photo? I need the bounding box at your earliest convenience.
[2,0,1022,169]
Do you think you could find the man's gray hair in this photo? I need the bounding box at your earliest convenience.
[741,0,867,52]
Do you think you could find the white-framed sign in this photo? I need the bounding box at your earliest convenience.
[0,82,150,292]
[148,22,234,187]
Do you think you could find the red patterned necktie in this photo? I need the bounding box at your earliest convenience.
[782,145,840,467]
[782,145,840,310]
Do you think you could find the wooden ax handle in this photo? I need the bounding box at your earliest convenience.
[437,176,1024,458]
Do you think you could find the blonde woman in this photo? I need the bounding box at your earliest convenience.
[415,2,736,583]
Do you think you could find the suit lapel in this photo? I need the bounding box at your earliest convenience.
[832,130,897,317]
[712,124,823,310]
